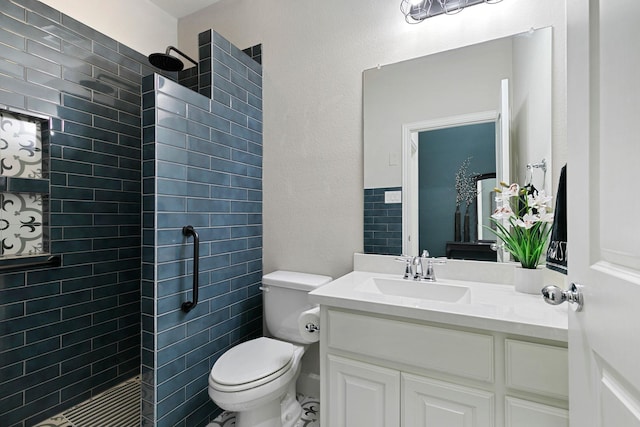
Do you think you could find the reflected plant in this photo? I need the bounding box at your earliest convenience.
[454,157,477,210]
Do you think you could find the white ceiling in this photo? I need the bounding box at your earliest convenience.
[148,0,223,18]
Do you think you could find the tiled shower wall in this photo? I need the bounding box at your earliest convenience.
[0,1,157,425]
[141,30,263,427]
[0,2,272,426]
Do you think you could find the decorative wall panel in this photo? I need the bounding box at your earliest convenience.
[0,192,44,256]
[0,109,47,258]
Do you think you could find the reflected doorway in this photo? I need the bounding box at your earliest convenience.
[418,123,496,257]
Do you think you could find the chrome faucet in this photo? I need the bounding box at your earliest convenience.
[397,250,444,281]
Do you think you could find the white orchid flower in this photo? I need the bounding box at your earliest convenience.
[491,205,514,220]
[537,211,555,223]
[500,183,519,196]
[495,192,513,204]
[487,181,554,270]
[528,190,552,210]
[515,213,539,229]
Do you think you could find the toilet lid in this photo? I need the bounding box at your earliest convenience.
[211,337,295,386]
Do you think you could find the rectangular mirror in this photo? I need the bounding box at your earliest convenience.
[363,27,552,261]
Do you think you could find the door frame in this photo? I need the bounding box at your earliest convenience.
[401,110,499,256]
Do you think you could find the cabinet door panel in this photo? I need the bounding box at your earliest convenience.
[505,396,568,427]
[505,339,568,399]
[328,354,401,427]
[403,373,494,427]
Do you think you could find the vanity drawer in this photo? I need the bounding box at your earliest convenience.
[327,310,494,382]
[505,339,568,399]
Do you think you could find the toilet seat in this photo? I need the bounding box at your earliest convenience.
[210,337,295,392]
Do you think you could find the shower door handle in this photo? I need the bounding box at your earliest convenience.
[182,225,199,313]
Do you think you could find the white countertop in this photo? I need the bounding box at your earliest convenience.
[309,269,568,342]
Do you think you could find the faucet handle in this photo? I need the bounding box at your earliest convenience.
[421,255,446,281]
[395,256,413,279]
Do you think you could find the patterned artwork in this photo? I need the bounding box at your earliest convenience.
[0,192,44,257]
[207,394,320,427]
[0,110,46,258]
[0,110,43,178]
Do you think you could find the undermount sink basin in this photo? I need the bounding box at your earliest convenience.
[356,277,471,303]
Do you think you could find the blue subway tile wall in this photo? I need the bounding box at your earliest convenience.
[242,44,262,65]
[0,1,179,425]
[141,29,263,427]
[364,187,403,255]
[178,66,200,93]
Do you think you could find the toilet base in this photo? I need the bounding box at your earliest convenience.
[234,388,301,427]
[280,387,303,427]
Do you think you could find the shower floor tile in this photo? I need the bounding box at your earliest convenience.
[32,414,75,427]
[33,376,139,427]
[35,385,318,427]
[207,394,320,427]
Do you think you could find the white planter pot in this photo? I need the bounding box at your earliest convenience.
[514,266,544,295]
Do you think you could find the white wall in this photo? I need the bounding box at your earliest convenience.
[38,0,177,56]
[178,0,567,279]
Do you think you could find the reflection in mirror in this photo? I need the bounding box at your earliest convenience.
[363,27,552,261]
[416,122,496,257]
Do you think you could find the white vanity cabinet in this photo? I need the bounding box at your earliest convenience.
[320,308,568,427]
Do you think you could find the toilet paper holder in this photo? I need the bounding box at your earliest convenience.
[304,322,320,333]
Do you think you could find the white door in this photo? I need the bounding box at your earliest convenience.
[567,0,640,425]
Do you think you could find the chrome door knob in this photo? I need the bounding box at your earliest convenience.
[542,283,584,312]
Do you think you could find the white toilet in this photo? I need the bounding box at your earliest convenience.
[208,270,332,427]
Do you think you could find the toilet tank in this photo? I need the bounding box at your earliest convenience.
[262,271,332,344]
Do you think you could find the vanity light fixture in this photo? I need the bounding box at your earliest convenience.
[400,0,503,24]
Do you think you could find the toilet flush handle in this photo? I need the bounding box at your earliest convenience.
[259,286,270,292]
